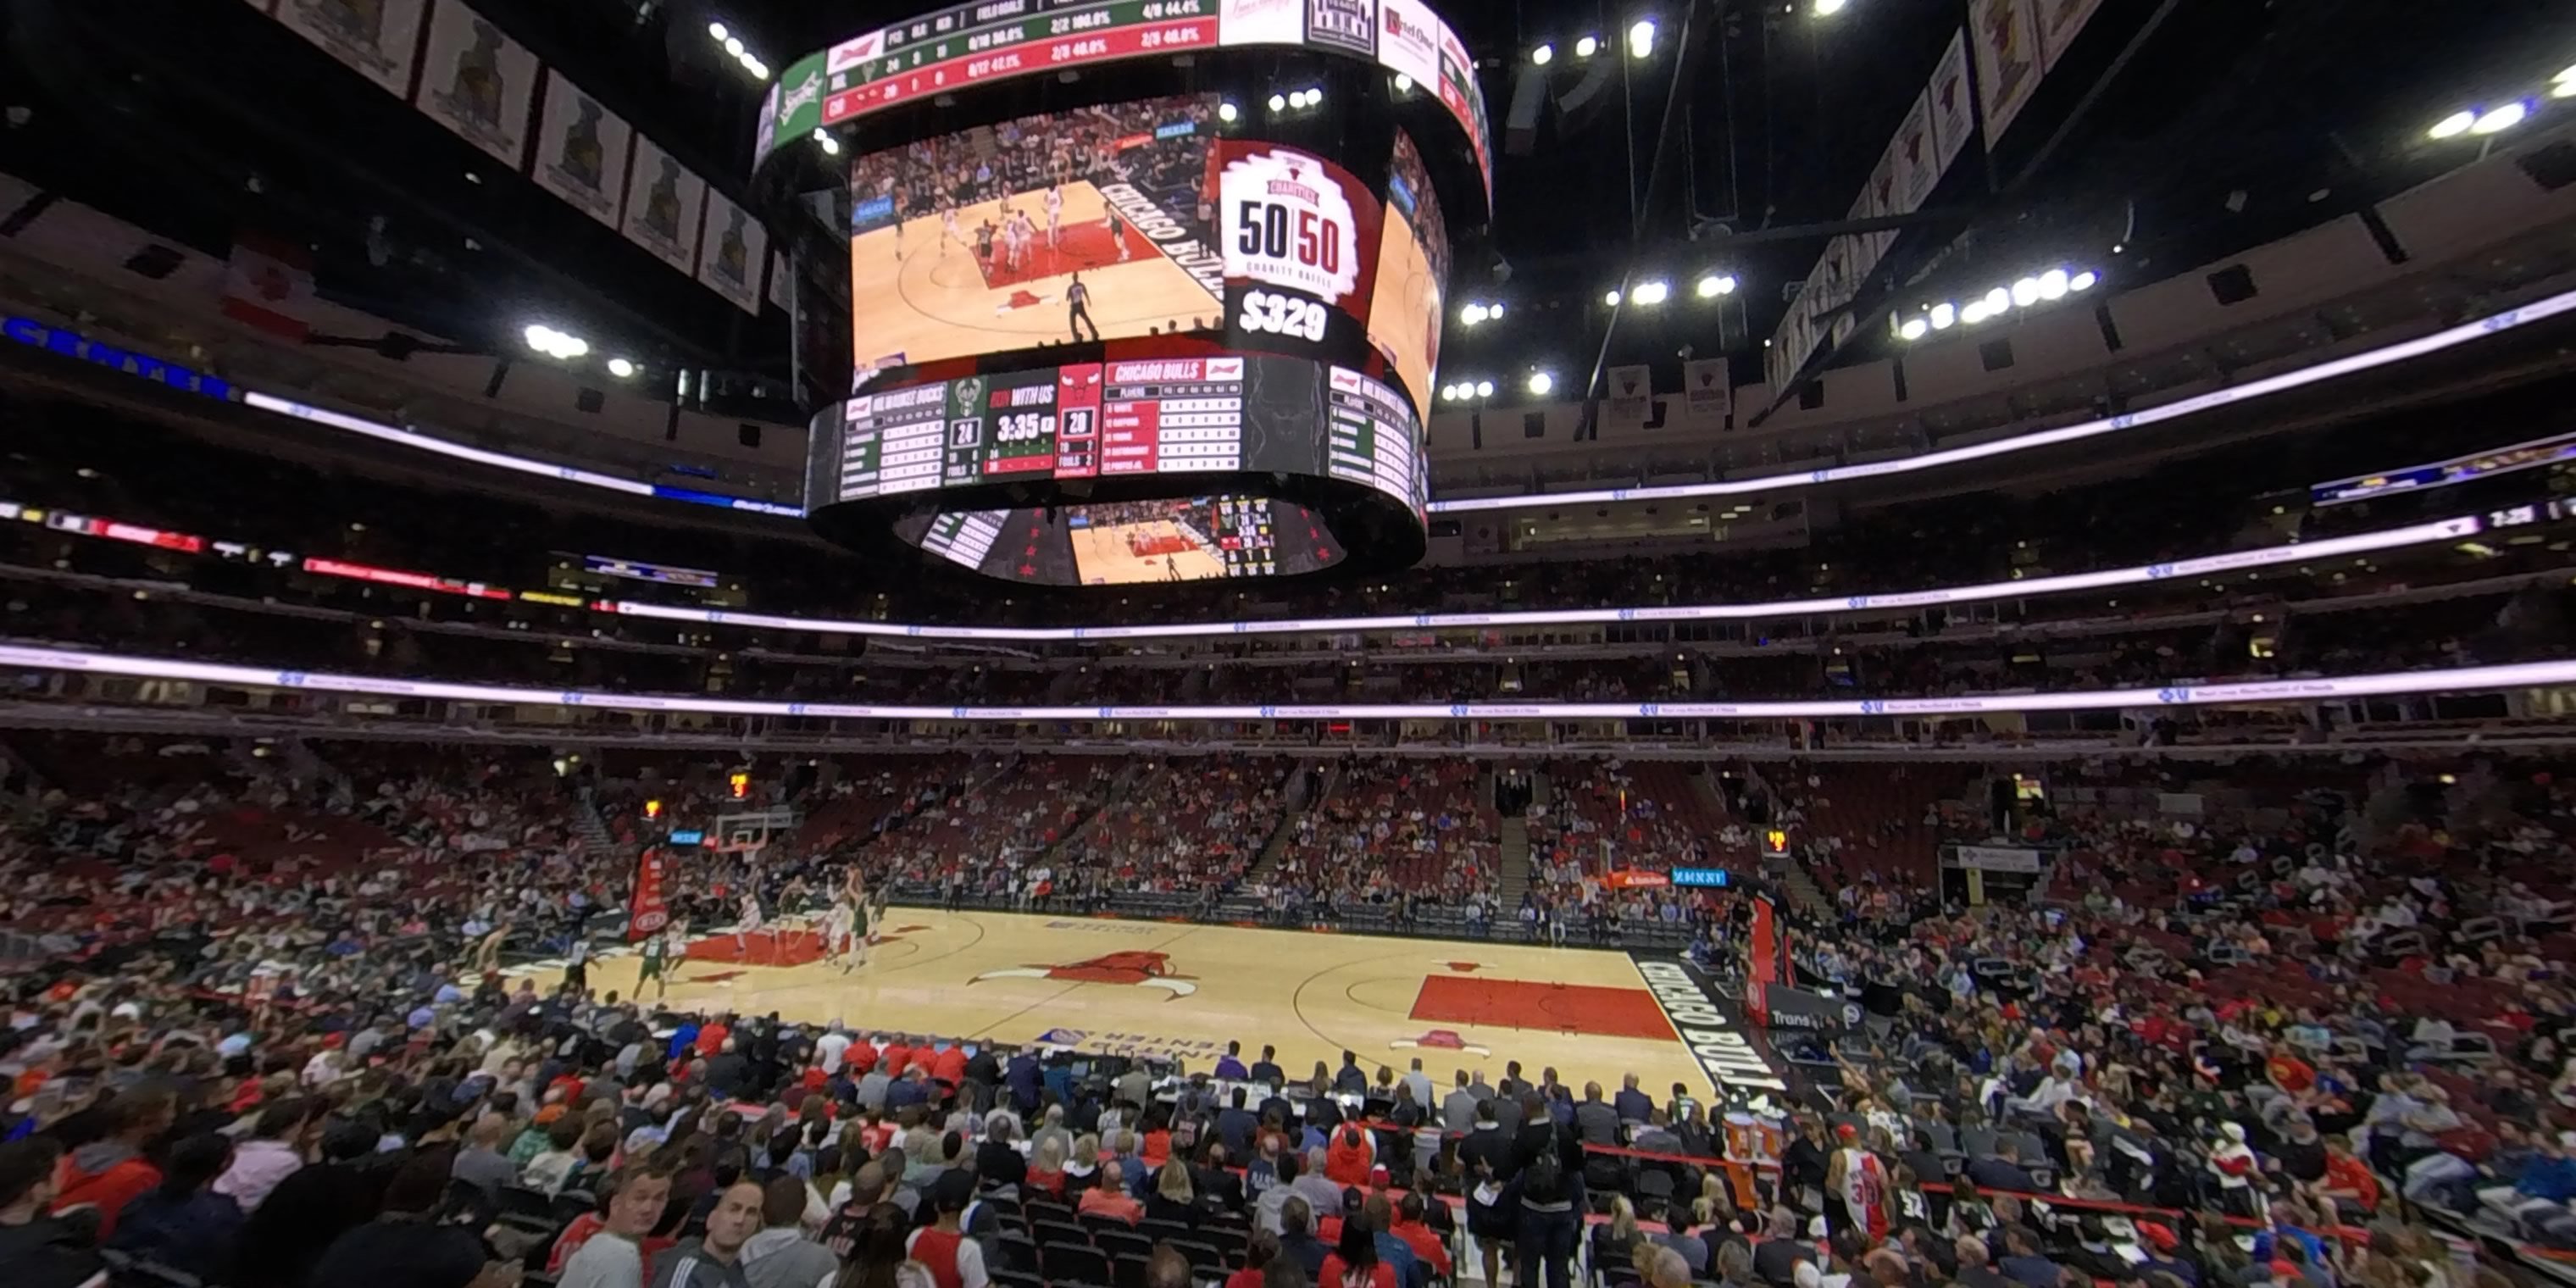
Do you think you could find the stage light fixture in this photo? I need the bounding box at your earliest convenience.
[1928,303,1957,330]
[1219,102,1240,122]
[1532,43,1555,65]
[2038,269,2070,300]
[1696,274,1738,298]
[1898,318,1929,341]
[1814,0,1849,13]
[708,21,728,41]
[607,358,636,379]
[1629,19,1657,58]
[1269,92,1287,112]
[1527,371,1555,396]
[2012,278,2042,308]
[2070,270,2099,291]
[1575,35,1600,58]
[1630,280,1670,305]
[1476,380,1496,398]
[1394,74,1413,92]
[1603,288,1623,306]
[2428,109,2477,139]
[724,36,745,56]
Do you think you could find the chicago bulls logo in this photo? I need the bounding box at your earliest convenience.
[972,951,1197,998]
[1389,1030,1490,1055]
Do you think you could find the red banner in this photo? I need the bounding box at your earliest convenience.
[629,847,670,941]
[1746,893,1780,1026]
[1603,869,1671,889]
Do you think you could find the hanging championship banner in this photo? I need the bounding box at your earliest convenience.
[621,136,708,275]
[697,190,769,315]
[533,71,632,230]
[1682,358,1732,428]
[1605,364,1653,431]
[1892,91,1939,214]
[630,847,671,941]
[2035,0,2107,71]
[1970,0,2044,149]
[1929,30,1977,176]
[273,0,425,97]
[413,0,537,169]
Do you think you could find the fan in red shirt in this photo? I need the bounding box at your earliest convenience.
[931,1043,969,1087]
[2266,1046,2317,1095]
[880,1038,913,1080]
[1390,1194,1452,1278]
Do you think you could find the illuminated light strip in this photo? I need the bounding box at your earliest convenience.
[602,515,2484,643]
[1427,286,2576,514]
[301,557,514,602]
[228,290,2576,525]
[2,641,2570,720]
[242,391,658,497]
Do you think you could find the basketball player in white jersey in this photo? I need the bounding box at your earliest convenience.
[941,204,960,258]
[734,888,764,961]
[1045,185,1063,250]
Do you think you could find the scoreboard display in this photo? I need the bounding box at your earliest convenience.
[902,492,1346,585]
[763,0,1495,204]
[830,353,1423,518]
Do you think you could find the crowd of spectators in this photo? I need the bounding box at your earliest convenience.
[0,734,2573,1288]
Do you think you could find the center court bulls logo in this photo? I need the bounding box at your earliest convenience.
[1390,1030,1491,1056]
[972,951,1197,998]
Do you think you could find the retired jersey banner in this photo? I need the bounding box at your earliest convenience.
[414,0,537,169]
[533,71,632,230]
[1970,0,2044,149]
[697,191,769,315]
[621,136,708,275]
[1605,364,1653,431]
[274,0,426,97]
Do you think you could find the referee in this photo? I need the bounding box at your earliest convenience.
[1068,271,1100,342]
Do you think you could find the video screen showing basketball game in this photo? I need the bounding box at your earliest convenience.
[1364,130,1452,427]
[848,94,1225,375]
[903,496,1344,586]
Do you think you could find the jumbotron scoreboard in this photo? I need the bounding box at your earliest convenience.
[761,0,1484,586]
[829,355,1420,518]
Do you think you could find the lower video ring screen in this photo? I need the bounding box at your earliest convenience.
[897,497,1343,586]
[808,350,1426,586]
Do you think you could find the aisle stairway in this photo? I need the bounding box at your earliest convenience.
[1493,817,1533,911]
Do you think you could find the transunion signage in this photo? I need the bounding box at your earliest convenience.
[3,316,235,401]
[1633,958,1788,1095]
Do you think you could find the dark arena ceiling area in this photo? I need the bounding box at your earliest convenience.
[6,0,2571,417]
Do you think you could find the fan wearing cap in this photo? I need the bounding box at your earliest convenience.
[2207,1123,2259,1216]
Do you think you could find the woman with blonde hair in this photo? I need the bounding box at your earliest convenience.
[1063,1132,1102,1198]
[1147,1159,1202,1227]
[1028,1134,1069,1199]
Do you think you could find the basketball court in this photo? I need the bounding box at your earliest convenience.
[1071,518,1228,585]
[536,908,1707,1096]
[852,179,1219,369]
[1366,217,1443,428]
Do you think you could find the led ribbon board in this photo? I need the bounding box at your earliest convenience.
[2,641,2570,721]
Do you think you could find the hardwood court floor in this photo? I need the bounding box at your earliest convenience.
[1069,519,1228,585]
[850,180,1220,369]
[557,908,1707,1095]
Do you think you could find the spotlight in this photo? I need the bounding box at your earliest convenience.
[2070,269,2099,291]
[1269,92,1287,112]
[724,36,745,56]
[1460,303,1490,326]
[1983,286,2010,313]
[607,358,636,379]
[1898,318,1929,341]
[1960,301,1991,325]
[1219,102,1239,122]
[1928,303,1956,330]
[1630,280,1670,305]
[1441,383,1459,402]
[1629,19,1657,58]
[2555,78,2576,100]
[2427,109,2477,140]
[2038,269,2070,300]
[1394,74,1413,93]
[708,21,728,41]
[1575,35,1600,58]
[1603,288,1623,306]
[744,58,769,80]
[1814,0,1848,12]
[1532,43,1556,65]
[2011,277,2042,307]
[1488,303,1505,320]
[523,324,588,360]
[1696,274,1737,298]
[1476,380,1496,398]
[1528,371,1555,396]
[2470,102,2528,135]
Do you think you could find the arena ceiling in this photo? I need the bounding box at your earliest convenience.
[1,0,2571,420]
